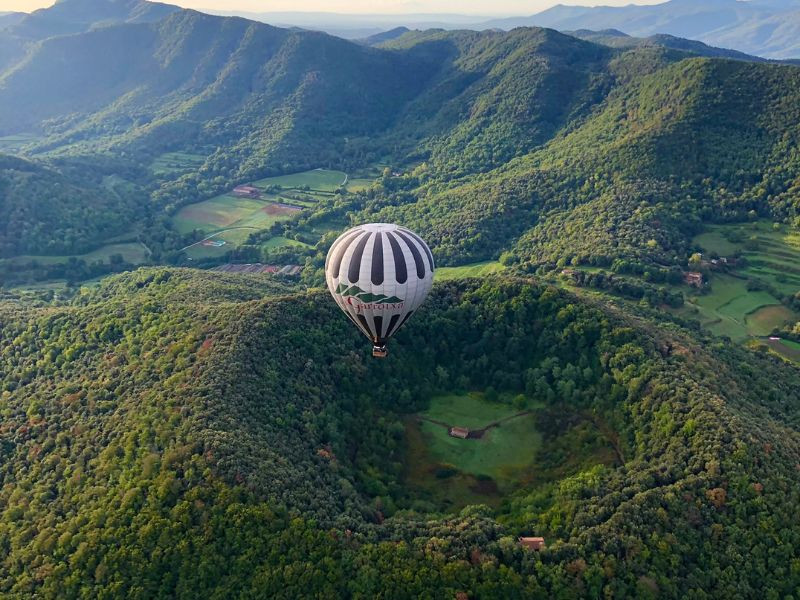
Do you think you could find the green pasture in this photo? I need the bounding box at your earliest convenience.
[745,305,797,336]
[680,275,787,341]
[404,392,619,511]
[3,242,149,267]
[253,169,347,192]
[415,393,541,482]
[687,221,800,340]
[346,177,375,192]
[436,261,505,280]
[150,151,207,176]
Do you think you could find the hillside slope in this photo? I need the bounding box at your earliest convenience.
[335,48,800,269]
[0,153,144,257]
[1,269,799,596]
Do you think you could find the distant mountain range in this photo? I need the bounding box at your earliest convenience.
[4,1,800,58]
[204,1,800,59]
[483,0,800,59]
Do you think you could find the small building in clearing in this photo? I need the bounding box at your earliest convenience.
[519,537,545,551]
[683,271,704,288]
[233,185,261,198]
[449,427,470,439]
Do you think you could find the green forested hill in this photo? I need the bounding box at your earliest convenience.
[340,48,800,271]
[1,269,799,597]
[2,10,800,276]
[0,153,145,257]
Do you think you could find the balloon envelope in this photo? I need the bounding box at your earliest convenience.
[325,223,434,353]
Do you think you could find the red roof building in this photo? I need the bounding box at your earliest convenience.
[449,427,470,439]
[519,537,545,551]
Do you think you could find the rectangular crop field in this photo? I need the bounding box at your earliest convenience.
[172,195,269,234]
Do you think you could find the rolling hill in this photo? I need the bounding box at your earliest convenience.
[1,269,799,596]
[2,4,800,284]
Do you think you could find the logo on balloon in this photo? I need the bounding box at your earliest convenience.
[335,284,405,313]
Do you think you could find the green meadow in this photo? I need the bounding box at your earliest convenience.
[435,261,505,280]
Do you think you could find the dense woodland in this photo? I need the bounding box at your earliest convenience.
[1,270,799,597]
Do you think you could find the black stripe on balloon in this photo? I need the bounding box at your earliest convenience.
[395,231,425,279]
[371,232,384,285]
[401,228,434,271]
[357,313,375,341]
[390,310,415,338]
[348,232,371,283]
[384,313,401,339]
[385,232,407,284]
[373,315,384,341]
[330,230,362,279]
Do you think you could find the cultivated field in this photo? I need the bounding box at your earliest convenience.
[686,221,800,341]
[174,169,354,259]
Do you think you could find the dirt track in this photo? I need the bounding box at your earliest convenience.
[418,411,532,440]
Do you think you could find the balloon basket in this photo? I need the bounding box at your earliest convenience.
[372,345,388,359]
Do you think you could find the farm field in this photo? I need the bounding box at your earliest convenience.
[681,221,800,341]
[678,275,790,341]
[173,169,353,258]
[262,236,312,250]
[150,151,207,176]
[435,261,505,280]
[2,242,149,267]
[252,169,347,192]
[694,221,800,296]
[345,177,375,192]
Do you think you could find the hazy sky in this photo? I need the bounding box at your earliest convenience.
[4,0,667,16]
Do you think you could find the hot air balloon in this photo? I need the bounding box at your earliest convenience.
[325,223,435,358]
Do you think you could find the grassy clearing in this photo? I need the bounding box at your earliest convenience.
[3,243,149,267]
[253,169,347,192]
[346,177,375,192]
[150,151,207,176]
[404,392,620,512]
[415,393,542,482]
[436,261,505,281]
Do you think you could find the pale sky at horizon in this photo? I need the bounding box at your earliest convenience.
[3,0,668,17]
